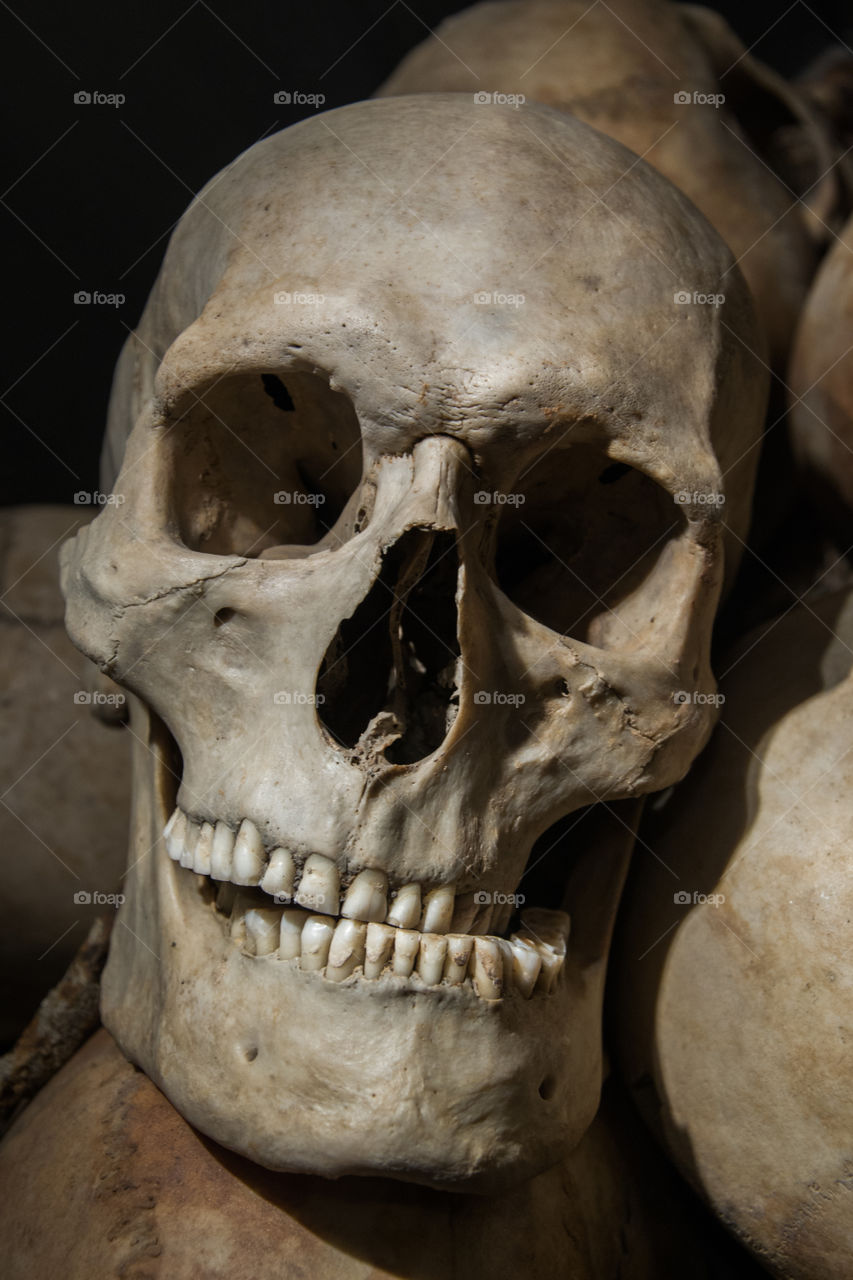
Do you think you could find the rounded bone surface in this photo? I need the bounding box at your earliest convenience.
[59,95,766,1188]
[613,589,853,1278]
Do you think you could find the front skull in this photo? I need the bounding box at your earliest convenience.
[61,96,765,1190]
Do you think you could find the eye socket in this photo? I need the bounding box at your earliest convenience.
[165,370,363,556]
[493,445,684,650]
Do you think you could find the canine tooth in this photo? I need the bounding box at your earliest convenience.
[232,818,265,885]
[216,882,238,914]
[229,891,255,943]
[421,885,455,934]
[279,908,307,960]
[260,848,296,901]
[386,883,421,929]
[417,934,447,985]
[165,808,189,862]
[363,923,395,978]
[509,936,542,999]
[295,854,340,916]
[341,869,388,923]
[519,908,571,954]
[211,821,235,880]
[392,930,420,977]
[472,937,504,1000]
[244,907,282,957]
[443,934,474,984]
[193,822,214,875]
[326,919,367,981]
[300,915,335,971]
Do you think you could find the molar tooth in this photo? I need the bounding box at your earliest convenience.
[260,848,296,901]
[232,818,266,886]
[363,923,395,979]
[536,948,564,994]
[417,934,447,986]
[326,919,367,981]
[295,854,340,916]
[392,929,420,977]
[193,822,214,876]
[279,908,308,960]
[386,883,421,930]
[421,885,455,934]
[341,869,388,923]
[472,937,505,1000]
[244,907,282,957]
[210,822,235,881]
[299,915,335,971]
[443,934,474,984]
[164,808,188,862]
[519,908,571,954]
[509,936,542,999]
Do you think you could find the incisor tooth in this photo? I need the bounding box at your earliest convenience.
[300,915,335,971]
[193,822,214,875]
[392,930,420,977]
[260,848,296,901]
[279,908,307,960]
[443,934,474,984]
[519,908,571,954]
[232,818,265,885]
[211,822,235,880]
[472,937,504,1000]
[165,809,188,862]
[509,936,542,999]
[244,908,282,957]
[363,923,395,978]
[326,919,367,981]
[295,854,340,916]
[341,869,388,923]
[421,885,455,934]
[386,883,421,930]
[417,934,447,985]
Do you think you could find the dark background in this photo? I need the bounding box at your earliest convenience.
[2,0,850,506]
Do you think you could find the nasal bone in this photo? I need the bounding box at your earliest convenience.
[405,435,473,531]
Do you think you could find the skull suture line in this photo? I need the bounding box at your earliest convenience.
[61,97,766,1190]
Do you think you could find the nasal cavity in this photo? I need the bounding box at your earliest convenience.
[316,529,461,764]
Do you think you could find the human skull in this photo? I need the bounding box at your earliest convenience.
[60,95,765,1190]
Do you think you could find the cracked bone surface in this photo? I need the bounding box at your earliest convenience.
[60,95,766,1189]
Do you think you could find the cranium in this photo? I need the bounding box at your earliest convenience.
[60,95,765,1190]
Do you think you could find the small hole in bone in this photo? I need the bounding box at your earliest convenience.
[261,373,295,412]
[214,608,236,628]
[539,1075,556,1100]
[244,1045,259,1063]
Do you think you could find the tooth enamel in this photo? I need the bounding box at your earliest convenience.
[210,821,235,880]
[417,933,447,985]
[363,923,395,978]
[295,854,340,916]
[509,936,542,999]
[260,847,295,900]
[193,822,214,875]
[326,919,367,981]
[244,907,282,957]
[232,818,265,886]
[165,808,189,862]
[386,883,421,930]
[536,947,563,994]
[300,915,335,971]
[443,934,474,984]
[179,818,199,868]
[519,908,571,954]
[392,929,420,977]
[421,885,455,934]
[216,881,238,914]
[341,869,388,923]
[472,937,504,1000]
[279,908,307,960]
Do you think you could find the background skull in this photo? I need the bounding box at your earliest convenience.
[60,95,766,1189]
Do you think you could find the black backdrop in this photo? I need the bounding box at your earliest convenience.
[2,0,849,506]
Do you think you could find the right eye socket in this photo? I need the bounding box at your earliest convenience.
[165,370,364,556]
